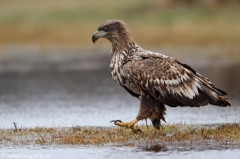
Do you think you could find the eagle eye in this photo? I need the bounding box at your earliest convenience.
[101,27,108,32]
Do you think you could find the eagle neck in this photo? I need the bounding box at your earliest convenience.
[109,32,142,57]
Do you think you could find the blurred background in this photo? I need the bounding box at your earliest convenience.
[0,0,239,128]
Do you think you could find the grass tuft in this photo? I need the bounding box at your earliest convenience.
[0,123,239,147]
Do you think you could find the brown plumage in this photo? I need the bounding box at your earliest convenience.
[92,20,230,130]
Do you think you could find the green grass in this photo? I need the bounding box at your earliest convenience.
[0,0,240,47]
[1,123,240,146]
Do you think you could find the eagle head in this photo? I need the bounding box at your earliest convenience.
[92,19,129,43]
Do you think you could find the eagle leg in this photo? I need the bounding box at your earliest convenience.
[137,94,166,130]
[110,118,142,133]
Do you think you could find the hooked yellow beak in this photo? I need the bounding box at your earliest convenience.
[92,30,107,43]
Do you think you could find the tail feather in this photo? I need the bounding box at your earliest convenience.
[197,74,231,107]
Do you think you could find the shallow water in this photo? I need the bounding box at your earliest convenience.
[1,145,240,159]
[0,49,239,158]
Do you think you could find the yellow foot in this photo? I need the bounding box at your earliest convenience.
[110,119,142,133]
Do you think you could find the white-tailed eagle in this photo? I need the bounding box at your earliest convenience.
[92,20,230,132]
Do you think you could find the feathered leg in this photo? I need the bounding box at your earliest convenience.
[137,95,166,129]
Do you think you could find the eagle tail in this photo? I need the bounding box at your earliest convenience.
[197,74,231,107]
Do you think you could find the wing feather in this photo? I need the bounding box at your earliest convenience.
[123,54,230,107]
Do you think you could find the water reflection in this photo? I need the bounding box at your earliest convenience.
[139,143,240,153]
[142,144,168,152]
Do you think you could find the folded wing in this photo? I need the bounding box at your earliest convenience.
[123,53,230,107]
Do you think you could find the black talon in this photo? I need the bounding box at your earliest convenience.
[132,128,143,133]
[110,120,122,123]
[136,129,143,133]
[116,120,122,123]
